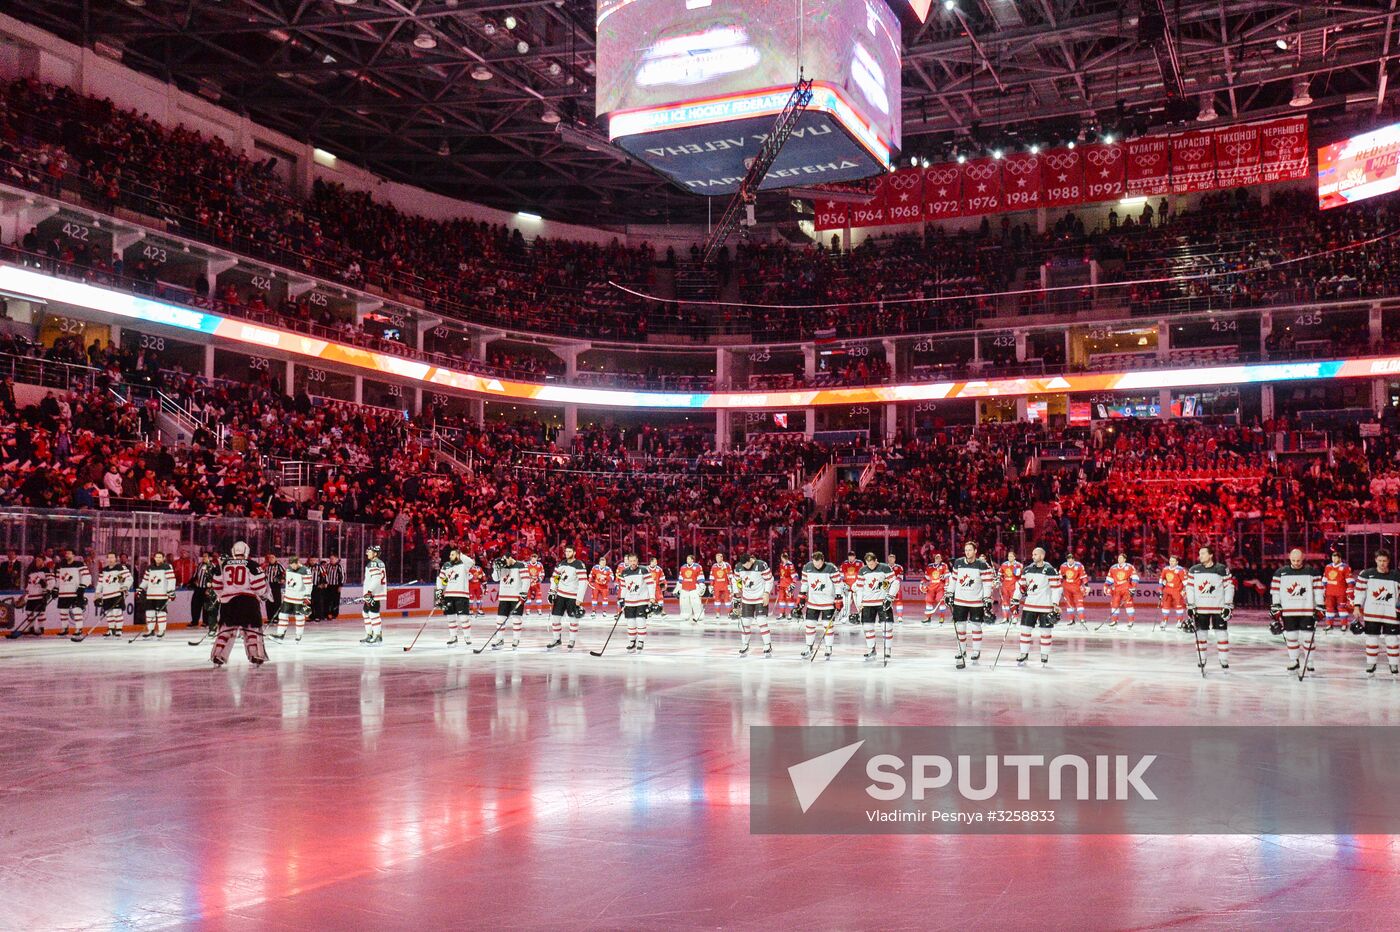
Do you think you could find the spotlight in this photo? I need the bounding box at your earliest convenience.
[504,15,518,29]
[991,148,1003,159]
[1029,144,1040,154]
[943,0,956,9]
[957,153,967,164]
[517,40,530,53]
[1103,133,1115,145]
[1275,37,1289,51]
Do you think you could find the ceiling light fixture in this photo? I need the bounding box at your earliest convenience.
[414,32,437,50]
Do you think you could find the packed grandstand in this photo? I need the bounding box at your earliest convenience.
[0,73,1397,607]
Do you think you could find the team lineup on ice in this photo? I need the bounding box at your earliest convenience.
[9,539,1399,681]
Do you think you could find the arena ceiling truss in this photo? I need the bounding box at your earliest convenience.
[7,0,1399,222]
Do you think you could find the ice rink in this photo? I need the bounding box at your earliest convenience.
[5,610,1399,930]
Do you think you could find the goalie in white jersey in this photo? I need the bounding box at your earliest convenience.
[209,541,271,667]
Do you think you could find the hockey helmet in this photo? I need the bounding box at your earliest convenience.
[366,544,382,559]
[230,541,250,559]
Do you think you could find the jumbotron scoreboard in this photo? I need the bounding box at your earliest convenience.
[596,0,914,195]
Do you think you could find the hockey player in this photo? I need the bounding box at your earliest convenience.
[858,553,897,662]
[950,542,995,666]
[839,553,862,621]
[709,553,733,616]
[1012,548,1062,666]
[675,555,707,625]
[617,553,652,652]
[138,552,177,639]
[799,551,842,660]
[998,551,1023,624]
[360,545,388,644]
[1058,554,1088,627]
[548,545,587,650]
[21,557,55,636]
[272,554,313,642]
[1269,549,1323,673]
[587,558,614,618]
[96,553,133,639]
[734,553,774,657]
[1322,551,1354,631]
[1352,550,1400,677]
[776,555,796,620]
[1105,554,1140,628]
[524,553,546,616]
[436,547,474,646]
[489,553,529,649]
[468,561,487,616]
[209,542,271,666]
[885,554,906,622]
[923,553,949,624]
[1158,556,1188,631]
[646,557,666,615]
[1185,546,1235,670]
[55,548,93,638]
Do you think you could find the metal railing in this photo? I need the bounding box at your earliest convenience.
[0,349,99,393]
[0,508,412,583]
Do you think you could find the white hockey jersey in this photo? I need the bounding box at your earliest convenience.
[735,560,773,606]
[856,563,896,608]
[55,560,92,598]
[139,565,178,601]
[25,568,55,599]
[211,558,269,602]
[551,558,587,599]
[618,565,652,607]
[1185,563,1235,613]
[282,565,313,606]
[1270,565,1322,617]
[1015,562,1062,613]
[493,560,529,602]
[951,557,995,608]
[799,562,843,611]
[1353,569,1400,625]
[437,558,474,599]
[97,564,133,599]
[363,559,387,600]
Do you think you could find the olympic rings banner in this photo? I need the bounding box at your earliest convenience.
[813,116,1309,231]
[5,263,1397,413]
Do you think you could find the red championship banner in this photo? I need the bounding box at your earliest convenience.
[1001,152,1042,211]
[1081,142,1126,201]
[1040,147,1085,207]
[1170,129,1218,193]
[1212,122,1262,188]
[884,168,925,223]
[1126,136,1171,196]
[962,157,1003,214]
[848,174,888,227]
[813,197,850,231]
[1259,116,1310,183]
[922,162,964,219]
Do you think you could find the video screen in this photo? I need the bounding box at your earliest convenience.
[1318,122,1400,210]
[597,0,901,149]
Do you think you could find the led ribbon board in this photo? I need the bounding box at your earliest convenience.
[4,264,1399,411]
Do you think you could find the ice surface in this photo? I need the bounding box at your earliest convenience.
[3,611,1397,929]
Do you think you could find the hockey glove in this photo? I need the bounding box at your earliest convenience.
[1349,619,1365,636]
[982,598,993,614]
[365,595,381,614]
[547,591,557,607]
[1268,619,1284,636]
[568,604,585,619]
[1178,616,1196,633]
[729,601,744,620]
[1268,605,1282,622]
[882,598,893,613]
[794,595,807,615]
[944,593,955,608]
[434,589,446,610]
[1220,607,1232,623]
[1049,609,1061,626]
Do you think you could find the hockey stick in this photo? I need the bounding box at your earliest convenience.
[341,581,419,605]
[5,599,38,639]
[187,630,210,647]
[1186,614,1207,678]
[473,607,516,655]
[1297,618,1322,682]
[991,610,1018,670]
[807,611,837,663]
[882,609,892,667]
[402,608,437,653]
[589,607,626,658]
